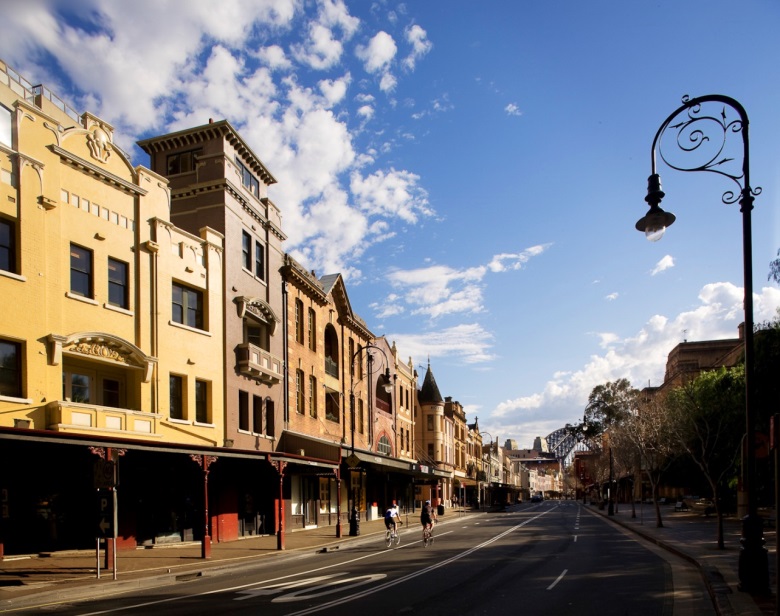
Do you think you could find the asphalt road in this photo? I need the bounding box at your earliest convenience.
[14,502,715,616]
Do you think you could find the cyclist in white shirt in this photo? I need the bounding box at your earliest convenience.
[384,500,400,535]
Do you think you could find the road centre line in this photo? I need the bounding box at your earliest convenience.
[547,569,568,590]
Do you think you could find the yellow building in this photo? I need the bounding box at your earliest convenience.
[0,59,225,553]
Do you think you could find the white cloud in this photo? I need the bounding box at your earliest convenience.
[356,31,397,73]
[487,245,551,272]
[385,248,548,319]
[386,324,496,365]
[350,168,432,223]
[402,24,432,71]
[486,282,780,437]
[651,254,675,275]
[504,103,523,116]
[256,45,292,71]
[605,292,619,301]
[319,75,351,106]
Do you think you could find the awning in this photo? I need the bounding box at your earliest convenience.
[0,427,338,470]
[351,450,413,471]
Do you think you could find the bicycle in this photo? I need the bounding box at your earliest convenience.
[385,521,401,548]
[422,519,436,547]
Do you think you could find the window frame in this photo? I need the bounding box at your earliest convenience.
[70,243,93,298]
[172,281,204,329]
[242,231,252,272]
[0,339,22,398]
[0,218,16,274]
[254,241,265,281]
[307,308,316,351]
[0,104,11,147]
[239,390,249,431]
[107,257,129,309]
[169,374,184,420]
[195,379,208,423]
[295,299,304,344]
[296,369,305,415]
[309,375,317,418]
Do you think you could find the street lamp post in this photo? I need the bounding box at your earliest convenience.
[636,94,767,593]
[480,432,492,508]
[348,344,394,536]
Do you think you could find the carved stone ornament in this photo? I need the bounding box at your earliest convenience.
[72,341,131,365]
[87,123,112,163]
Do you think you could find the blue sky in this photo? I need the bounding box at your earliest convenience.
[3,0,780,449]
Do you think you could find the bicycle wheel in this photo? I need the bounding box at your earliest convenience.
[385,530,392,548]
[423,528,430,547]
[394,530,401,546]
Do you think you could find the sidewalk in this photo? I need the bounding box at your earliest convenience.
[0,504,775,614]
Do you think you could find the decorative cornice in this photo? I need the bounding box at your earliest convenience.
[50,145,146,196]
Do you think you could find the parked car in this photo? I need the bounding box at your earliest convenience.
[683,496,715,516]
[530,494,543,503]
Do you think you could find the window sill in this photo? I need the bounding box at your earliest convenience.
[168,417,191,425]
[66,292,99,305]
[241,267,267,286]
[0,394,33,404]
[0,269,26,283]
[194,420,215,428]
[104,303,133,316]
[169,320,211,336]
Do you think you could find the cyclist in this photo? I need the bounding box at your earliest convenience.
[420,499,437,537]
[384,500,400,536]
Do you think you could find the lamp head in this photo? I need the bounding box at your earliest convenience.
[637,174,675,241]
[381,369,394,393]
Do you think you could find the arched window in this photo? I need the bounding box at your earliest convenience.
[378,435,392,456]
[323,324,339,377]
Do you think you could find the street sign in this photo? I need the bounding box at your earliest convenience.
[93,459,116,489]
[346,453,360,468]
[96,490,116,539]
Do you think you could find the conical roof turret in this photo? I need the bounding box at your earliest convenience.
[418,360,443,404]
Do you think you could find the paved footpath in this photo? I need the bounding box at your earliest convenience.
[0,503,775,614]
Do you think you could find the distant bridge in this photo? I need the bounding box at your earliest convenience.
[545,426,593,467]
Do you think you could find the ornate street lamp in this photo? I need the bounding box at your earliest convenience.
[347,343,394,536]
[636,94,767,593]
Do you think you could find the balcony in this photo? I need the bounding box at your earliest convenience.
[46,400,159,436]
[236,343,283,384]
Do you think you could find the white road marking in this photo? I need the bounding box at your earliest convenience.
[547,569,568,590]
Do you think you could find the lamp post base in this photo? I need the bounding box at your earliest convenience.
[738,513,769,593]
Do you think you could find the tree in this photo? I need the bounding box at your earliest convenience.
[768,250,780,284]
[583,379,640,512]
[620,395,677,528]
[666,366,745,548]
[584,378,639,434]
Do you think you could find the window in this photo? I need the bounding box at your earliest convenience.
[102,377,121,408]
[325,389,339,423]
[108,258,128,309]
[172,282,203,329]
[358,399,364,434]
[166,148,201,175]
[296,369,305,415]
[195,380,208,423]
[427,415,434,431]
[308,308,316,351]
[64,370,91,403]
[0,339,21,398]
[235,156,260,197]
[253,395,264,434]
[255,242,265,281]
[239,390,249,431]
[295,299,304,344]
[378,435,392,456]
[242,231,252,271]
[309,375,317,418]
[0,218,15,274]
[62,362,127,408]
[70,243,93,298]
[170,375,184,419]
[0,104,10,147]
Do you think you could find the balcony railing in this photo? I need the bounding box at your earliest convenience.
[236,343,283,384]
[46,400,159,435]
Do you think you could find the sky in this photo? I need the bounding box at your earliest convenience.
[3,0,780,450]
